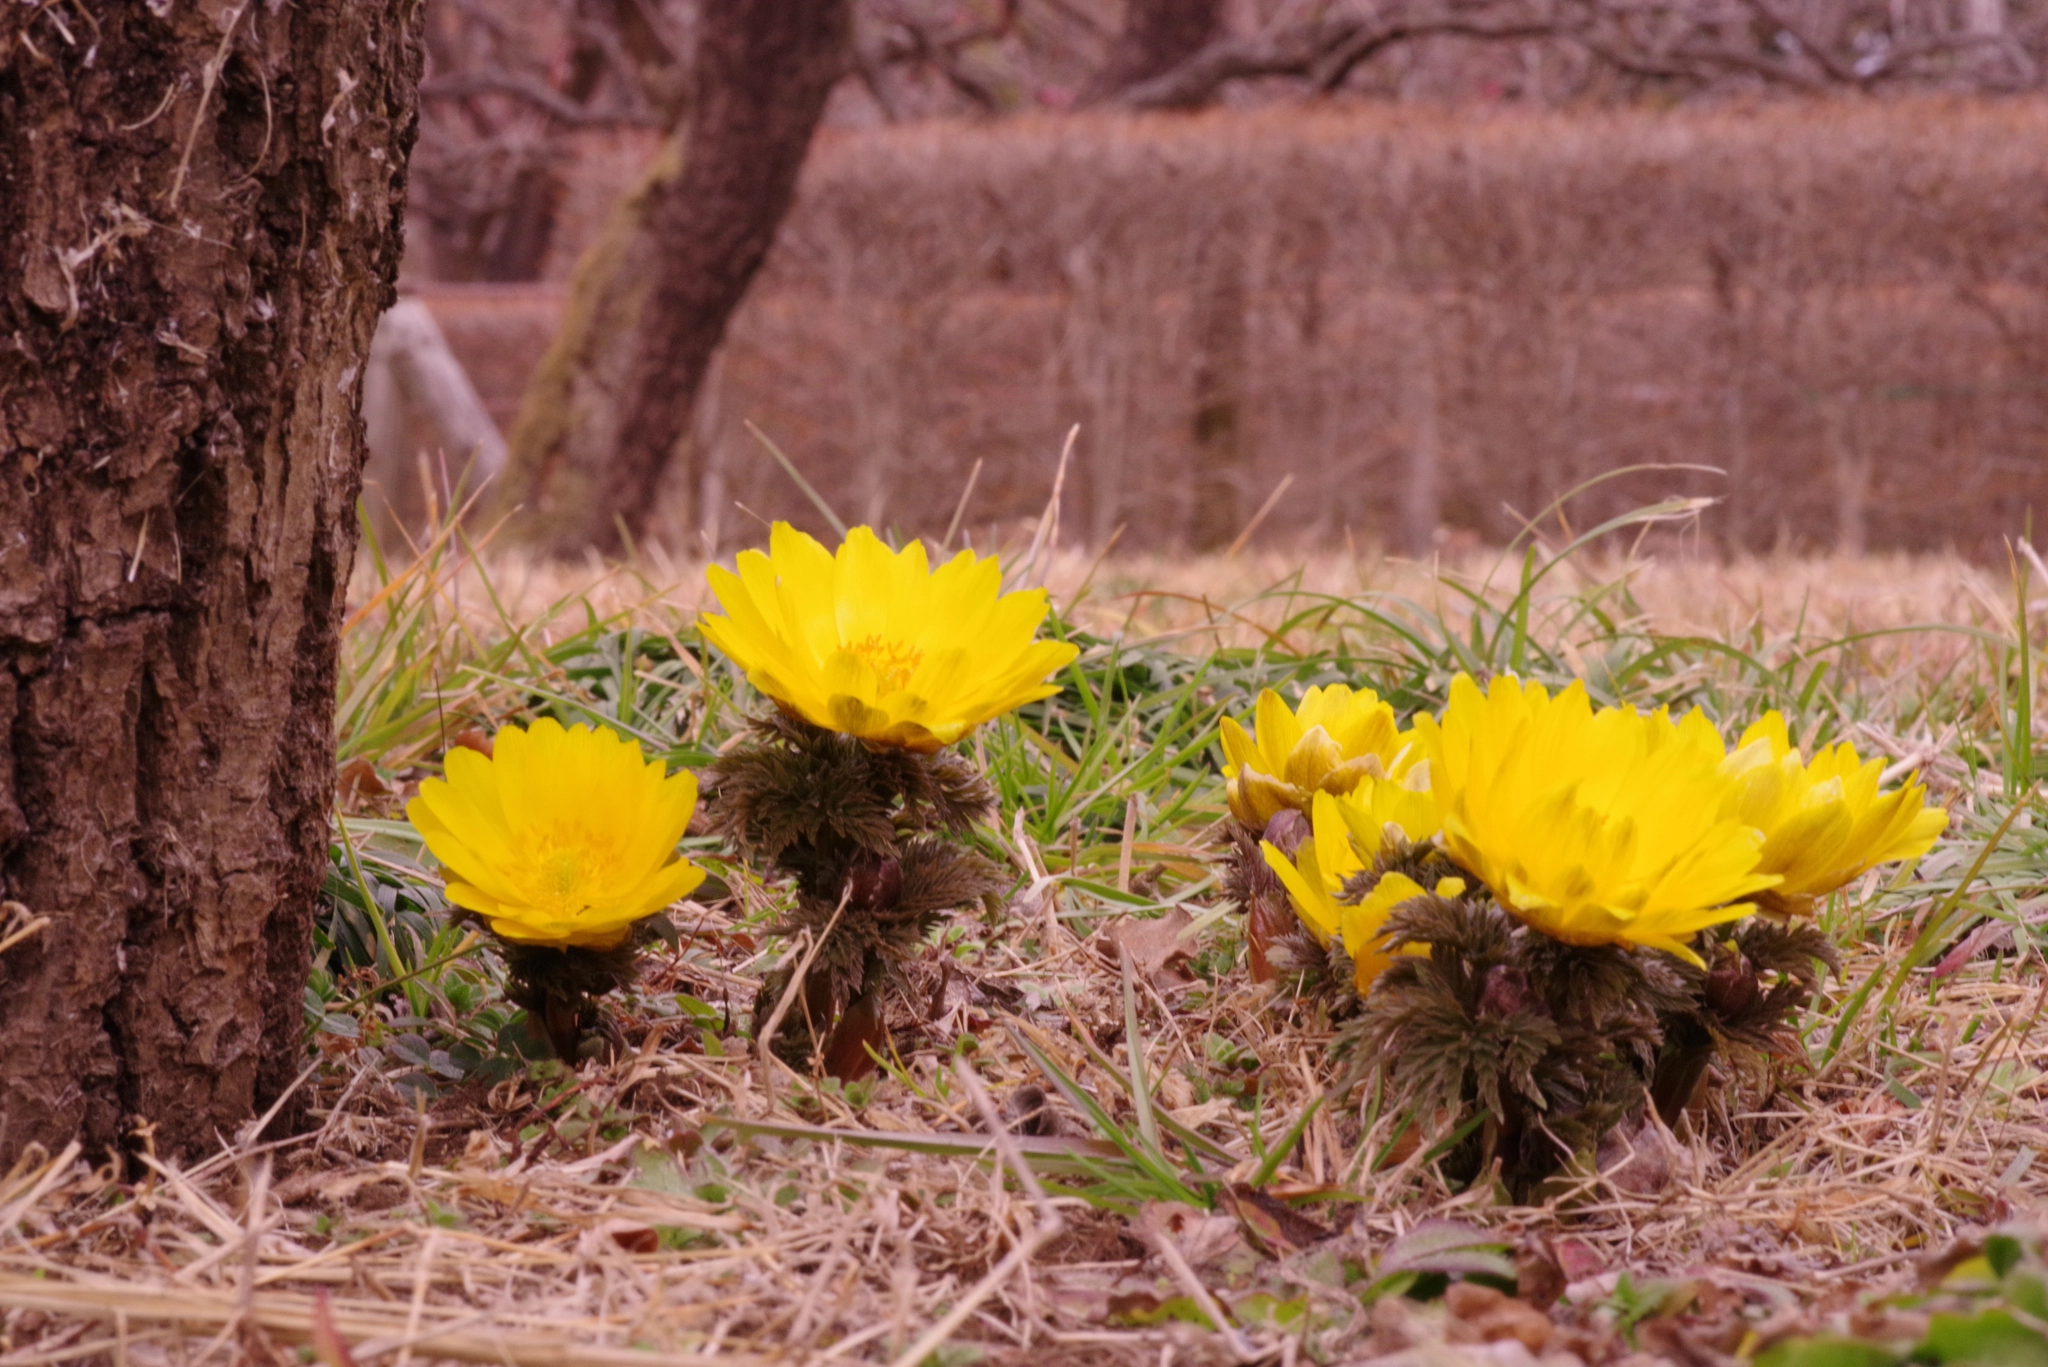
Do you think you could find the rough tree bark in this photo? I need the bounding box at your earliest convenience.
[0,3,422,1164]
[499,2,851,556]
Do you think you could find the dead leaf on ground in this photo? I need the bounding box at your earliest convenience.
[1516,1236,1568,1307]
[448,727,494,758]
[584,1219,661,1256]
[1218,1182,1334,1259]
[1142,1201,1248,1271]
[1553,1237,1606,1283]
[1598,1111,1687,1196]
[336,757,389,809]
[1443,1281,1556,1353]
[1098,906,1198,989]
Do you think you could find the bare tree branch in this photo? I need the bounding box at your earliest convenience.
[861,0,1022,113]
[1313,13,1577,91]
[419,72,664,128]
[1105,0,2038,109]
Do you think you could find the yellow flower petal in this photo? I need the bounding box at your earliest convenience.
[1719,711,1948,902]
[699,524,1078,750]
[1414,674,1776,960]
[407,720,707,952]
[1219,685,1416,826]
[1261,790,1441,991]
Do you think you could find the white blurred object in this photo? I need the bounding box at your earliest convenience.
[361,296,505,541]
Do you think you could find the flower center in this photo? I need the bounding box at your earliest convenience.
[849,633,923,693]
[511,825,629,917]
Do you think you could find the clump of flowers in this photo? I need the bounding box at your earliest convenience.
[1218,684,1421,983]
[700,523,1078,1075]
[1221,673,1947,1193]
[1416,676,1776,963]
[408,718,707,1060]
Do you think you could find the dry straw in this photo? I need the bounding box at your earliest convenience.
[5,543,2041,1365]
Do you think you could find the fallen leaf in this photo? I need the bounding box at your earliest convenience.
[600,1220,661,1255]
[1006,1084,1059,1136]
[1098,906,1198,989]
[1517,1236,1568,1307]
[1554,1237,1606,1282]
[1444,1281,1556,1352]
[449,727,494,758]
[823,988,886,1082]
[1143,1201,1248,1270]
[1166,1099,1234,1130]
[1219,1182,1334,1259]
[1598,1112,1685,1196]
[1935,920,2013,980]
[336,757,389,808]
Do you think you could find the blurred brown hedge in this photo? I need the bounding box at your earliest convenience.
[414,97,2048,556]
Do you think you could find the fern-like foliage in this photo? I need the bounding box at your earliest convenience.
[1649,916,1838,1120]
[896,835,1009,920]
[1344,888,1708,1194]
[710,712,1008,1070]
[708,713,996,891]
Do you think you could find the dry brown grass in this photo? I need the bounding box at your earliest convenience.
[360,536,2011,689]
[4,545,2040,1367]
[5,905,2044,1367]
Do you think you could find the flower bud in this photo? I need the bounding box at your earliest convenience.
[1263,808,1310,858]
[845,856,904,913]
[1703,952,1760,1019]
[1477,965,1540,1021]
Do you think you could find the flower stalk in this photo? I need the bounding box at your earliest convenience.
[406,718,708,1061]
[698,523,1077,1074]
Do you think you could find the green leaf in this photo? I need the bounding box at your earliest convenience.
[1924,1310,2048,1367]
[1989,1234,2028,1279]
[1378,1220,1514,1279]
[1231,1293,1311,1332]
[1754,1336,1906,1367]
[1107,1294,1219,1329]
[2006,1272,2048,1322]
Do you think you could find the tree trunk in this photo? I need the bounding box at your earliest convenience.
[1078,0,1227,105]
[0,3,421,1165]
[1189,215,1248,552]
[499,2,850,556]
[361,298,508,546]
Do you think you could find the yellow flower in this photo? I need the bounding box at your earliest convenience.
[1221,684,1417,829]
[699,523,1079,751]
[1414,674,1778,966]
[407,718,706,950]
[1328,756,1444,853]
[1722,712,1947,908]
[1261,786,1450,992]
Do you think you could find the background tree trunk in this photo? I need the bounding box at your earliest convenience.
[0,3,422,1165]
[1189,217,1249,551]
[498,1,850,556]
[1082,0,1240,548]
